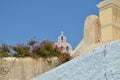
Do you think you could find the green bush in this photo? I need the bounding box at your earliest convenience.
[12,43,30,57]
[32,40,57,58]
[32,40,72,63]
[59,53,71,63]
[0,40,72,64]
[0,43,10,57]
[28,39,37,46]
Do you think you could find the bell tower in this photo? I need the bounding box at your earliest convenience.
[55,32,72,53]
[97,0,120,42]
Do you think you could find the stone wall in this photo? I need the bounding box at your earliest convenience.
[72,0,120,57]
[0,57,59,80]
[71,15,102,57]
[97,0,120,42]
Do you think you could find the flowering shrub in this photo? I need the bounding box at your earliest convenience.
[0,39,72,64]
[32,40,72,63]
[28,39,37,46]
[0,43,10,57]
[59,53,71,63]
[12,43,30,57]
[32,40,57,58]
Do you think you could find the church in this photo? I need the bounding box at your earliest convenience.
[71,0,120,57]
[55,32,72,54]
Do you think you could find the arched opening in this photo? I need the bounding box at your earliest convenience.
[66,46,69,53]
[61,36,64,43]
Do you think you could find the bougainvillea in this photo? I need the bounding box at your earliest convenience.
[59,53,71,63]
[32,40,57,58]
[28,39,37,46]
[0,39,72,64]
[32,40,72,63]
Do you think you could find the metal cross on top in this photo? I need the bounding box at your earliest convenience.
[61,31,64,35]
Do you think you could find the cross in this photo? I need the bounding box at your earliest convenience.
[61,31,64,35]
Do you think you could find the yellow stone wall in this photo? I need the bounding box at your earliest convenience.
[71,0,120,57]
[98,0,120,42]
[100,7,114,42]
[100,7,112,25]
[112,5,120,25]
[0,57,59,80]
[112,4,120,40]
[112,27,120,40]
[101,26,112,42]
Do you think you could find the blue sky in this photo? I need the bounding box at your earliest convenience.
[0,0,101,49]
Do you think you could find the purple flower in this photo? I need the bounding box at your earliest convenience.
[32,46,35,50]
[41,44,45,47]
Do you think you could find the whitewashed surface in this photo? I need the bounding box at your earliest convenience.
[33,40,120,80]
